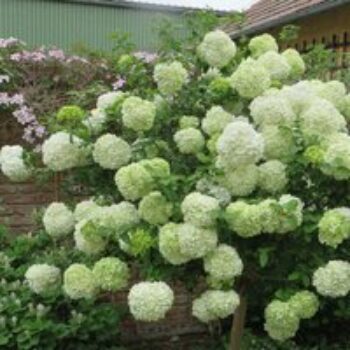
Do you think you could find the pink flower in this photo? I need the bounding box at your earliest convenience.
[23,126,35,143]
[11,50,46,62]
[112,77,126,90]
[0,92,11,106]
[66,55,89,64]
[13,106,36,124]
[0,93,24,107]
[10,53,21,61]
[30,51,46,62]
[11,94,25,106]
[22,121,45,144]
[48,49,65,60]
[34,125,46,137]
[133,51,158,64]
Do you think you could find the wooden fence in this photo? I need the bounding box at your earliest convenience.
[283,31,350,79]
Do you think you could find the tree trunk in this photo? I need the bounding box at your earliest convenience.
[229,291,247,350]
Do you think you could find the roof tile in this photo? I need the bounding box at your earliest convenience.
[225,0,328,35]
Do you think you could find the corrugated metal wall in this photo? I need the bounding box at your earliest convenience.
[0,0,187,51]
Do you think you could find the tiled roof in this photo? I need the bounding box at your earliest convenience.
[225,0,342,37]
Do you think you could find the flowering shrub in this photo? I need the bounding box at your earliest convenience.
[0,226,125,349]
[0,38,117,146]
[1,27,350,348]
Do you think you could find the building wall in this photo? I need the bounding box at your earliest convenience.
[269,3,350,51]
[0,0,187,51]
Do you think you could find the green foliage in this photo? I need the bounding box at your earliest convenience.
[0,230,126,350]
[155,10,242,60]
[279,25,300,44]
[56,105,85,124]
[110,32,136,56]
[125,228,157,258]
[2,10,350,350]
[302,44,335,80]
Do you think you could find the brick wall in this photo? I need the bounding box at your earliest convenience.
[112,283,207,344]
[0,174,57,233]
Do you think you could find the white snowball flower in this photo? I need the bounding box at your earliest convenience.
[0,145,31,182]
[300,98,346,144]
[97,91,125,110]
[197,30,237,68]
[25,264,61,295]
[177,223,218,259]
[261,125,297,162]
[249,94,295,128]
[258,199,281,234]
[280,81,317,115]
[312,260,350,298]
[277,194,304,234]
[181,192,220,228]
[318,208,350,248]
[92,257,129,292]
[92,133,131,170]
[314,80,346,109]
[258,160,288,194]
[221,164,258,197]
[288,290,319,320]
[282,48,306,79]
[321,133,350,180]
[128,281,174,322]
[179,116,200,129]
[230,58,271,99]
[98,202,140,236]
[174,128,205,155]
[121,96,156,132]
[225,201,262,238]
[201,106,234,136]
[201,67,222,80]
[43,202,75,239]
[264,300,300,342]
[138,191,173,225]
[74,219,107,255]
[114,163,154,201]
[216,121,264,171]
[83,108,106,134]
[192,290,240,323]
[257,51,291,81]
[42,132,87,171]
[262,87,280,96]
[63,264,97,300]
[159,223,191,265]
[153,61,188,95]
[249,34,278,58]
[204,244,243,282]
[196,178,232,206]
[74,200,101,222]
[340,94,350,121]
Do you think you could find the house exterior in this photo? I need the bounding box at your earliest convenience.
[0,0,192,51]
[226,0,350,52]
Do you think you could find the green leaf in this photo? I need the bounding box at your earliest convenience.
[258,247,274,268]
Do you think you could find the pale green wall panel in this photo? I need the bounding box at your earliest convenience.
[0,0,187,51]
